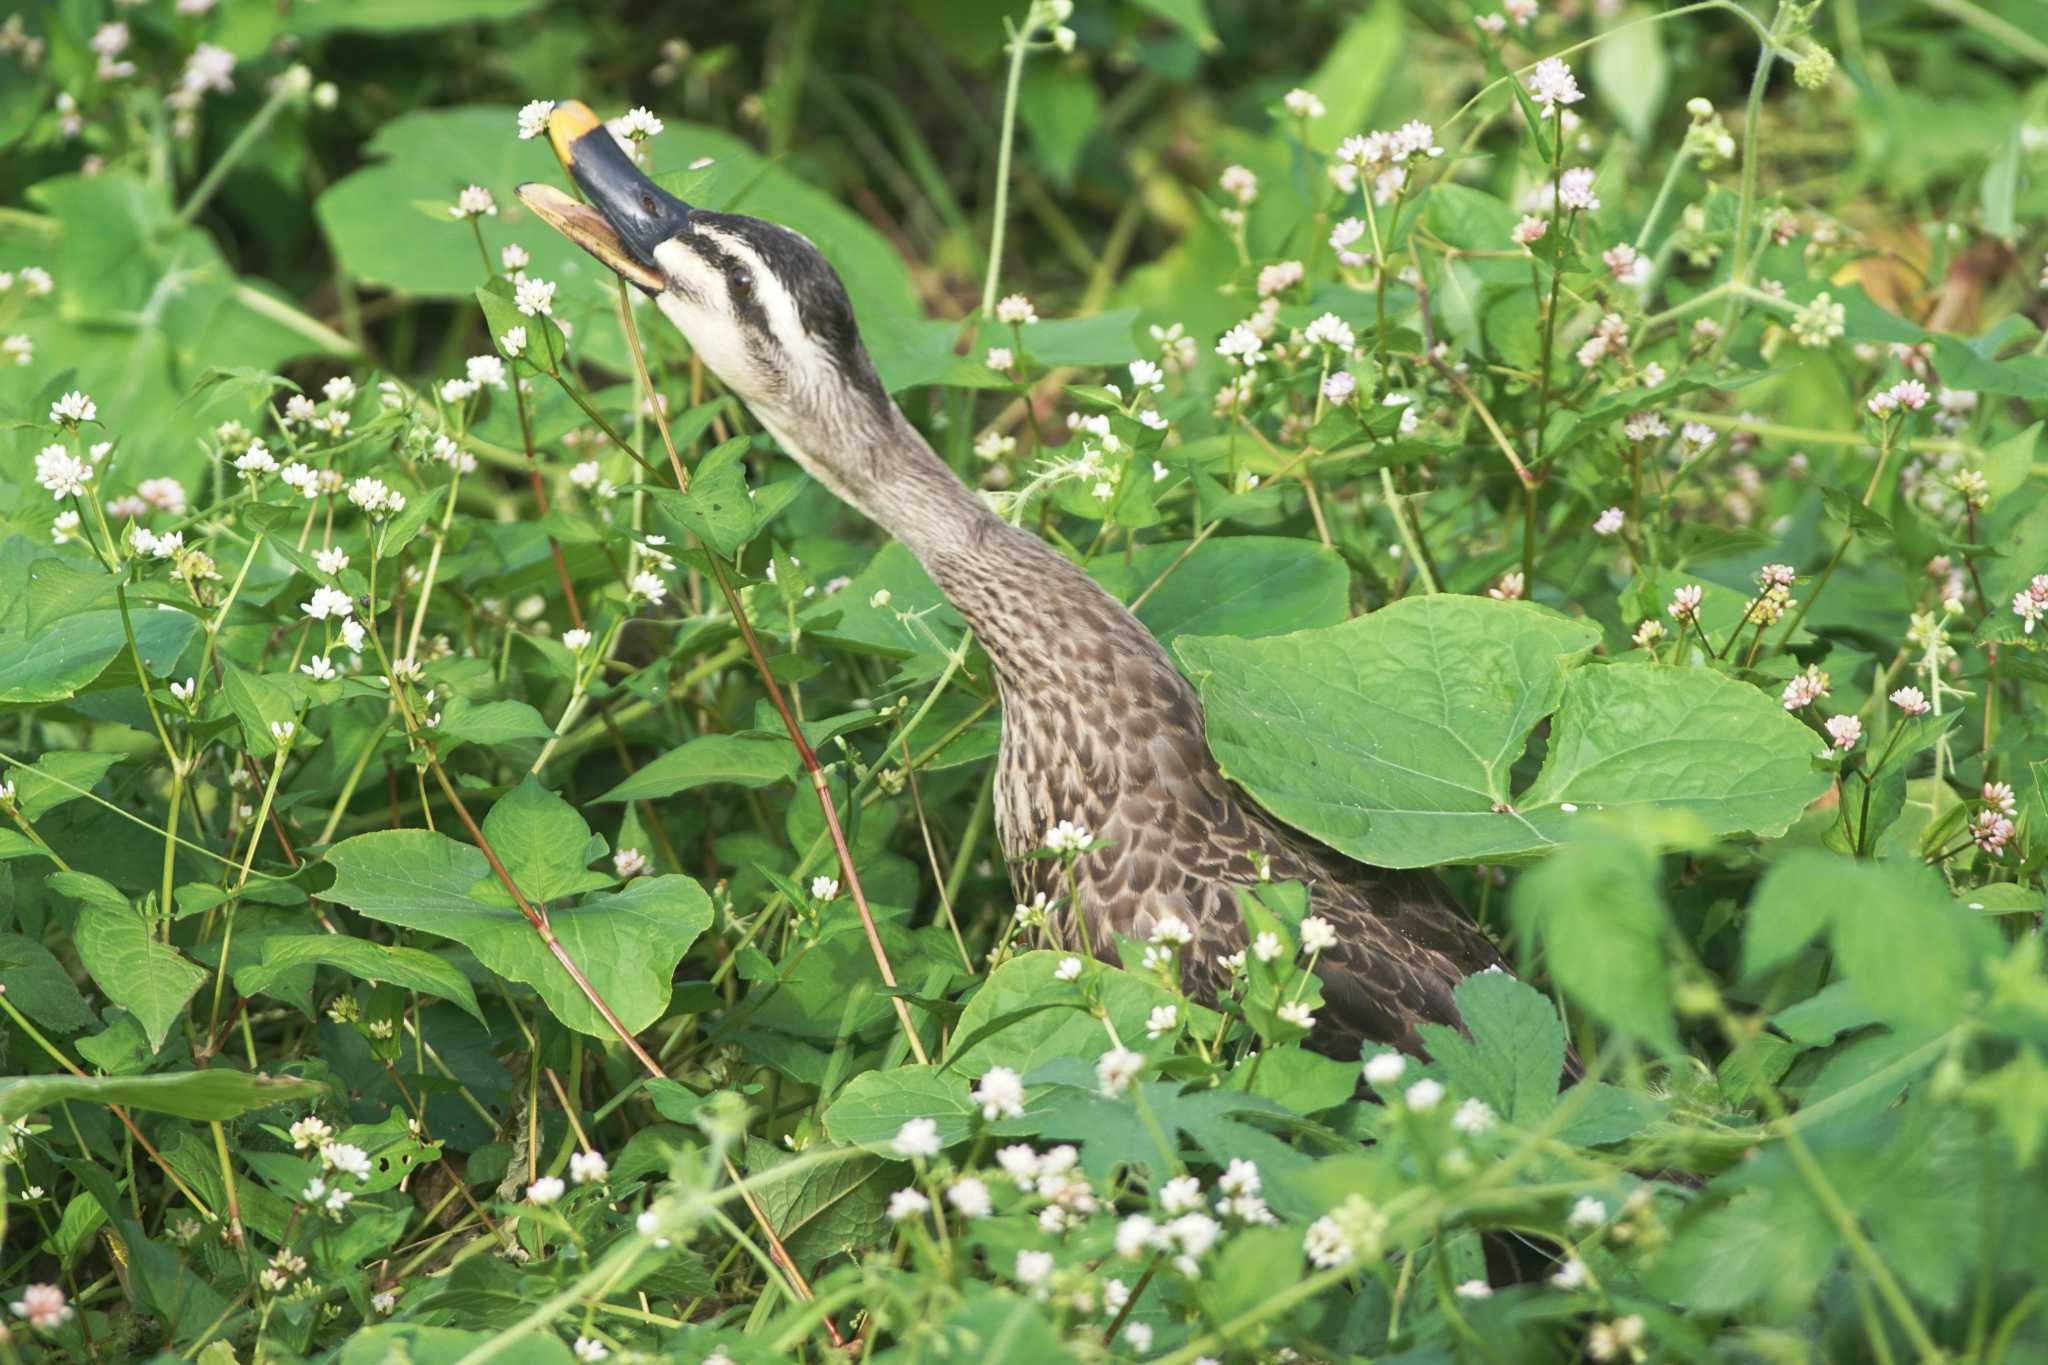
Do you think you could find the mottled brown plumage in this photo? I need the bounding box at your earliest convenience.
[524,135,1510,1059]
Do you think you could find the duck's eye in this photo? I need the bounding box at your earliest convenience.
[729,266,754,294]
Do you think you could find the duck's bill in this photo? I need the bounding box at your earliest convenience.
[515,99,691,294]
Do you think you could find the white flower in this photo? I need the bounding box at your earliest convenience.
[288,1115,334,1149]
[573,1338,609,1362]
[1278,1001,1316,1030]
[308,546,348,577]
[1145,1004,1178,1040]
[1044,819,1092,854]
[51,390,96,425]
[169,677,197,703]
[1218,163,1259,204]
[516,100,555,140]
[630,571,667,605]
[984,346,1014,372]
[892,1117,943,1159]
[1283,87,1326,119]
[1452,1098,1496,1135]
[321,1141,370,1180]
[466,354,508,390]
[1322,371,1357,404]
[614,106,664,140]
[1667,584,1704,622]
[266,719,296,745]
[1303,1215,1355,1268]
[1299,915,1337,953]
[452,185,498,219]
[235,444,280,476]
[499,325,528,358]
[302,655,338,682]
[972,1066,1028,1121]
[563,628,594,652]
[1115,1213,1160,1259]
[339,620,367,653]
[947,1177,992,1218]
[1257,260,1305,297]
[1568,1196,1607,1229]
[302,586,354,621]
[9,1284,73,1331]
[1096,1046,1144,1096]
[526,1176,566,1205]
[635,1208,672,1247]
[1551,1257,1590,1289]
[281,462,320,497]
[1009,1248,1056,1292]
[1148,915,1192,947]
[1889,686,1931,716]
[570,1150,609,1184]
[1157,1175,1204,1214]
[1302,314,1354,352]
[371,1290,398,1314]
[1557,167,1600,212]
[347,477,405,518]
[34,445,90,499]
[995,293,1038,326]
[613,847,649,879]
[1363,1051,1406,1086]
[1054,956,1083,982]
[1593,506,1625,536]
[3,334,31,365]
[1456,1278,1493,1299]
[1526,57,1584,113]
[886,1187,930,1221]
[515,275,557,317]
[1824,714,1862,752]
[1216,322,1264,366]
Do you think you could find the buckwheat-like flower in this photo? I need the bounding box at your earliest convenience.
[514,275,557,317]
[1278,1002,1317,1030]
[1304,1215,1355,1268]
[1511,214,1549,246]
[570,1150,609,1184]
[1054,956,1083,982]
[1551,1257,1590,1289]
[1972,809,2015,857]
[301,655,338,682]
[971,1066,1027,1121]
[1824,714,1862,751]
[886,1187,930,1220]
[995,293,1039,326]
[1215,322,1264,366]
[1557,167,1600,212]
[1781,665,1829,710]
[466,354,508,390]
[2012,573,2048,633]
[1257,260,1305,297]
[892,1117,943,1159]
[321,1141,370,1181]
[1363,1051,1406,1086]
[288,1115,334,1149]
[34,445,90,499]
[573,1338,608,1362]
[614,105,664,140]
[1218,164,1259,205]
[526,1176,566,1205]
[1149,915,1192,947]
[515,99,554,140]
[1457,1278,1494,1299]
[1488,570,1525,601]
[170,677,197,703]
[1452,1097,1496,1134]
[1589,506,1626,536]
[1283,87,1325,119]
[1667,584,1704,622]
[1044,818,1092,854]
[3,334,31,365]
[630,570,667,605]
[347,477,405,518]
[1096,1046,1144,1096]
[9,1284,73,1331]
[1526,57,1584,113]
[984,346,1014,372]
[1568,1196,1607,1229]
[302,586,354,621]
[51,390,96,425]
[451,185,497,219]
[1251,930,1283,962]
[946,1176,992,1218]
[1888,685,1930,715]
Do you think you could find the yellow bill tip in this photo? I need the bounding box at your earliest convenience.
[545,99,604,168]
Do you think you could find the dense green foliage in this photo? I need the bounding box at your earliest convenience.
[2,0,2047,1360]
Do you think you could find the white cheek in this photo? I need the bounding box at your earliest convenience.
[654,291,754,393]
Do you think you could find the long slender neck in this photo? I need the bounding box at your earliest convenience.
[771,399,1165,692]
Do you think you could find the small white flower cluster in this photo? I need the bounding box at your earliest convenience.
[2012,572,2048,635]
[1043,818,1093,855]
[1781,664,1829,711]
[451,185,498,220]
[1867,377,1930,418]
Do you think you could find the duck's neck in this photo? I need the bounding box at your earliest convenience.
[769,401,1160,691]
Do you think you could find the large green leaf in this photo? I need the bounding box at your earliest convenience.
[1176,596,1829,867]
[54,873,208,1055]
[1509,832,1678,1051]
[322,817,712,1039]
[823,1064,984,1156]
[0,931,95,1033]
[1088,535,1351,647]
[233,935,486,1025]
[0,607,198,704]
[0,1070,321,1125]
[595,733,797,804]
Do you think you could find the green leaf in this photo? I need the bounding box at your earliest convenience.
[476,278,566,375]
[1967,1046,2048,1167]
[0,1070,320,1125]
[595,734,797,804]
[652,437,758,557]
[0,931,95,1033]
[1017,64,1101,188]
[0,606,198,704]
[1590,9,1670,142]
[55,872,208,1055]
[322,830,712,1038]
[436,697,555,749]
[947,951,1210,1079]
[1982,420,2040,504]
[479,776,612,907]
[1297,0,1404,154]
[5,751,123,820]
[233,935,486,1024]
[1178,596,1828,867]
[1087,536,1350,648]
[1414,970,1567,1123]
[1510,833,1678,1051]
[823,1064,982,1155]
[1130,0,1219,48]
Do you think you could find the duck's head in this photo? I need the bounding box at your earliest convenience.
[517,101,892,470]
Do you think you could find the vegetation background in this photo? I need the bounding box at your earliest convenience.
[1,0,2046,1361]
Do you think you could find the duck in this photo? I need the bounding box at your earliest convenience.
[520,100,1525,1064]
